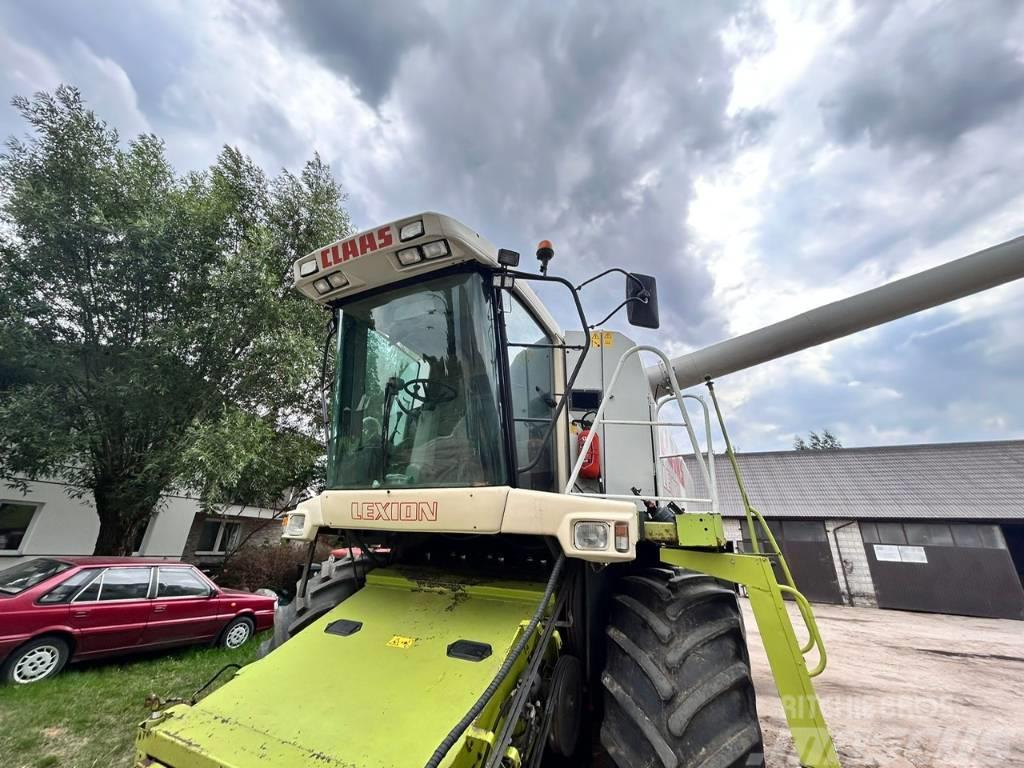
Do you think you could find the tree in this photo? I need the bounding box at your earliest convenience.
[0,86,351,554]
[793,429,843,451]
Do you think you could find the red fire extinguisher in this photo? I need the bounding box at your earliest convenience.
[577,414,601,480]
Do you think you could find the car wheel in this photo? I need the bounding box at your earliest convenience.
[220,616,255,649]
[3,636,70,685]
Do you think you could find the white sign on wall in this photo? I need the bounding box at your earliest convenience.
[873,544,902,562]
[873,544,928,564]
[898,545,928,563]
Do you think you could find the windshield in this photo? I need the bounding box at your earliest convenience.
[328,271,506,489]
[0,558,73,595]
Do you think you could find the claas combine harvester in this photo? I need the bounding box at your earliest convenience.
[136,213,1024,768]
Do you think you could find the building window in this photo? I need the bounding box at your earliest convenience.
[196,519,241,554]
[861,521,1005,549]
[0,501,40,553]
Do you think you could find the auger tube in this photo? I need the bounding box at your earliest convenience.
[649,235,1024,391]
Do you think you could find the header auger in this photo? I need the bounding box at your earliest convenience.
[135,212,1024,768]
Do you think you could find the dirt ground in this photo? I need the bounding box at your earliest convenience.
[741,599,1024,767]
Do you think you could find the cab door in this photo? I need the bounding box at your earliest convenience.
[69,566,153,655]
[141,566,221,646]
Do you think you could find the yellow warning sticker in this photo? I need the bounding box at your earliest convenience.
[590,331,602,348]
[602,331,614,348]
[387,635,415,649]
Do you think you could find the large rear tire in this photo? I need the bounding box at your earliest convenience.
[258,557,366,657]
[600,567,764,768]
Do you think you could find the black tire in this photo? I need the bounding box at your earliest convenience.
[257,557,365,657]
[600,567,764,768]
[219,615,255,649]
[2,635,70,685]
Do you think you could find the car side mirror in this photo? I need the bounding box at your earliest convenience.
[626,273,659,329]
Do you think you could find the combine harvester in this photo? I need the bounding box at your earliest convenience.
[135,213,1024,768]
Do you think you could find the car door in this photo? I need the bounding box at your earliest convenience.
[68,566,153,655]
[141,566,221,647]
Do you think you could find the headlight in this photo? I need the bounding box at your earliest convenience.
[396,247,422,266]
[299,259,318,277]
[312,278,331,295]
[399,220,424,241]
[421,240,449,260]
[326,272,348,288]
[573,521,609,551]
[284,513,306,536]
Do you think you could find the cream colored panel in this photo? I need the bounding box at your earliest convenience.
[284,487,512,540]
[501,489,638,563]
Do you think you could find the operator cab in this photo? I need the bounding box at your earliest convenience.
[295,213,568,495]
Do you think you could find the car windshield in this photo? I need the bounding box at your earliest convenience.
[328,271,506,489]
[0,558,73,595]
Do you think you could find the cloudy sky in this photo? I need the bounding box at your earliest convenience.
[2,0,1023,452]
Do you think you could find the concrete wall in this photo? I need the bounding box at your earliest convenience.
[722,515,879,607]
[1,478,277,570]
[825,519,878,607]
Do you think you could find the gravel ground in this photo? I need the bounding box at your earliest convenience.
[741,599,1024,767]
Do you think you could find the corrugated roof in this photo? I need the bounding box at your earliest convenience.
[681,440,1024,520]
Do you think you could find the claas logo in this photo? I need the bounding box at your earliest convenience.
[320,226,394,269]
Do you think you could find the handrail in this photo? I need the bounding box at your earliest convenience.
[564,345,714,506]
[778,585,828,676]
[655,393,717,512]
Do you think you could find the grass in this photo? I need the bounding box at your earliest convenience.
[0,634,265,768]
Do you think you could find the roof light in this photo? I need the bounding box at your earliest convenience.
[299,259,318,277]
[396,247,422,266]
[312,278,331,295]
[327,272,348,289]
[421,240,449,260]
[573,521,609,551]
[399,220,424,241]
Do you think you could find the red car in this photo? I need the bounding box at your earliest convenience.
[0,557,276,684]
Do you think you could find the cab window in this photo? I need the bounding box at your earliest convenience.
[504,295,557,491]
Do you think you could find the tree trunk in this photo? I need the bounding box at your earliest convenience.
[92,481,160,555]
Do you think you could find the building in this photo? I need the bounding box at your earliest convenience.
[684,440,1024,620]
[0,477,281,571]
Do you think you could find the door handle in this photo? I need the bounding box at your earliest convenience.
[72,610,90,618]
[152,605,167,613]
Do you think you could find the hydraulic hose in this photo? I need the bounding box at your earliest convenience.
[423,553,567,768]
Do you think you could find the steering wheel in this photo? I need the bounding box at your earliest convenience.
[403,378,457,405]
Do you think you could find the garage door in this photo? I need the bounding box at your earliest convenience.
[743,520,843,604]
[862,522,1024,620]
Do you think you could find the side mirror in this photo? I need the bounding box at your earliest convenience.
[626,273,659,329]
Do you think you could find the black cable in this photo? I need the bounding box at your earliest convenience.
[423,554,566,768]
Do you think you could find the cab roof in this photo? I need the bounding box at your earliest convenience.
[293,212,563,340]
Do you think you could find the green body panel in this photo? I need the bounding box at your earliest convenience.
[136,569,546,768]
[642,513,726,548]
[660,549,841,768]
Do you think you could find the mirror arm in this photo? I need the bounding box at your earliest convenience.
[589,295,648,329]
[576,267,646,294]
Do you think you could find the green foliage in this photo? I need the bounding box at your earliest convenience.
[793,429,843,451]
[0,86,351,553]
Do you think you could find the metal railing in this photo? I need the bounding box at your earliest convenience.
[564,345,717,512]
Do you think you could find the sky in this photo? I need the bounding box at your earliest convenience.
[2,0,1022,452]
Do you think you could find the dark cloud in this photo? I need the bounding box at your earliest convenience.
[272,0,438,108]
[819,1,1024,149]
[283,1,768,344]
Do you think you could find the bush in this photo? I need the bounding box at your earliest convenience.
[216,542,329,598]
